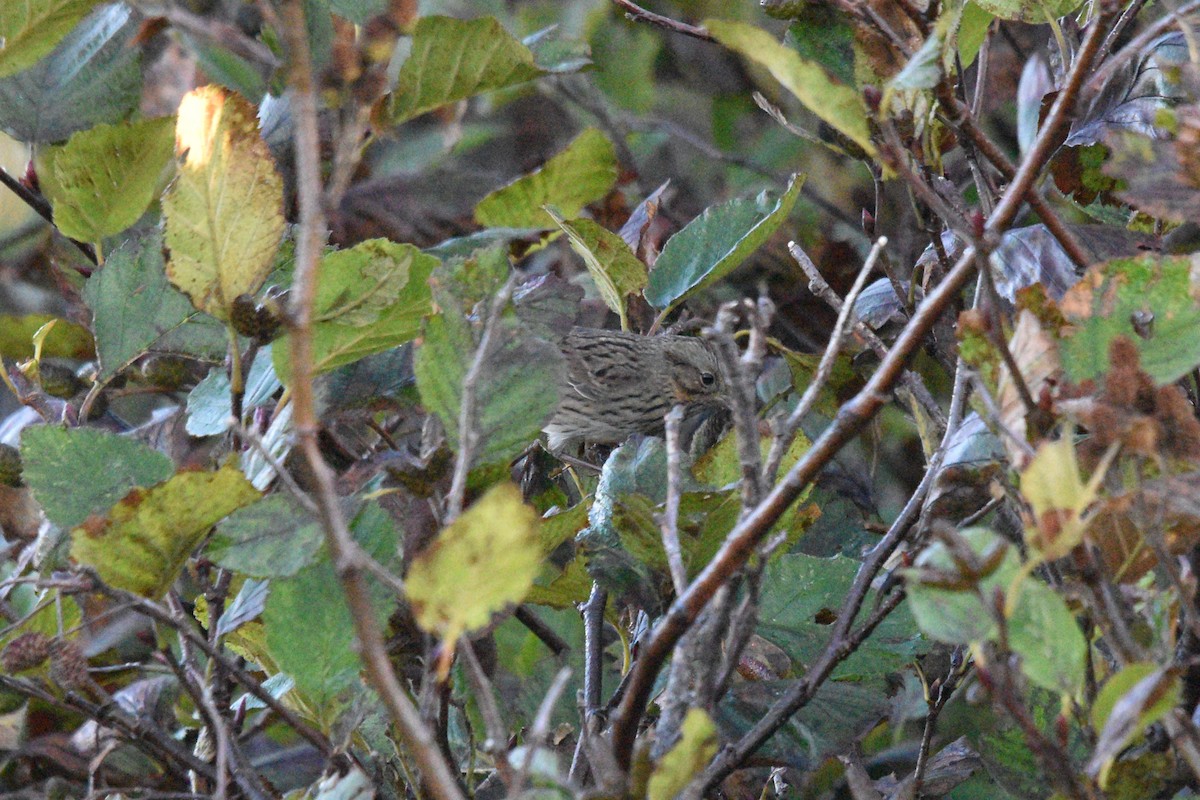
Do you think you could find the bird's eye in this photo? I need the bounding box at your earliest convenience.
[700,371,716,387]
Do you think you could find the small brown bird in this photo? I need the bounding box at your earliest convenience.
[543,327,726,452]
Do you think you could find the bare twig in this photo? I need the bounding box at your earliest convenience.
[661,405,688,596]
[608,13,1114,761]
[88,579,335,760]
[910,647,970,798]
[446,279,516,521]
[1084,0,1200,101]
[707,304,765,509]
[764,237,888,484]
[0,168,97,268]
[786,242,947,430]
[609,0,714,42]
[267,5,465,798]
[0,673,218,783]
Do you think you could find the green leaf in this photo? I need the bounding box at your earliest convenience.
[39,117,175,242]
[186,348,281,436]
[970,0,1084,23]
[263,502,397,729]
[330,0,388,24]
[705,19,875,159]
[163,85,285,321]
[206,495,324,578]
[390,15,546,124]
[958,2,994,66]
[70,463,260,597]
[647,709,718,800]
[0,0,99,79]
[407,483,542,646]
[0,3,142,143]
[414,310,563,467]
[273,240,436,384]
[83,229,229,380]
[181,32,269,103]
[644,173,804,310]
[904,527,1087,694]
[760,552,923,678]
[1060,255,1200,385]
[576,438,668,605]
[0,313,94,360]
[474,128,617,228]
[589,15,659,113]
[20,425,173,529]
[547,209,646,329]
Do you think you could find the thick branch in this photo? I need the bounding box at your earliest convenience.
[607,5,1116,769]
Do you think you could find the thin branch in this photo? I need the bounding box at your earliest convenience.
[609,0,714,42]
[1084,1,1200,101]
[0,167,97,267]
[933,84,1092,271]
[0,673,218,783]
[661,405,688,597]
[607,11,1115,764]
[262,5,466,798]
[764,237,887,485]
[785,239,947,429]
[446,279,516,521]
[707,303,765,509]
[88,579,335,760]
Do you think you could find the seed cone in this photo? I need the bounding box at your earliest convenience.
[543,327,725,451]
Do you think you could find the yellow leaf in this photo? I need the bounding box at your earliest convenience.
[163,86,284,320]
[646,708,718,800]
[71,462,260,597]
[406,483,542,660]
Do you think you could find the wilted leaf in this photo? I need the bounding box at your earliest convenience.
[407,483,542,651]
[705,19,874,159]
[1103,124,1200,223]
[0,3,141,143]
[924,412,1006,522]
[474,128,617,228]
[1087,473,1200,582]
[163,85,284,320]
[987,224,1152,302]
[995,310,1060,468]
[1088,665,1180,783]
[647,709,718,800]
[215,578,268,637]
[70,462,259,597]
[0,0,99,79]
[1066,32,1189,148]
[1059,255,1200,385]
[39,117,175,242]
[20,425,173,529]
[644,173,803,310]
[390,16,546,124]
[83,229,229,380]
[548,209,646,328]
